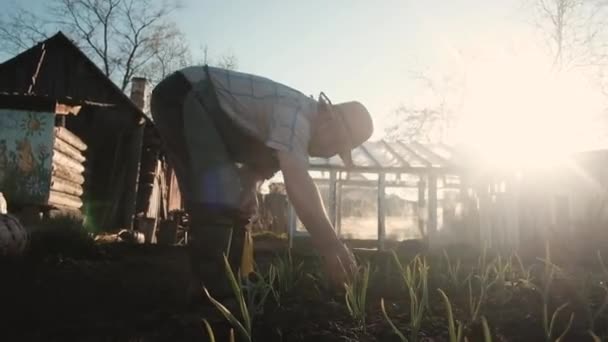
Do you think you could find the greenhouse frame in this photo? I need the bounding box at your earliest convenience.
[288,140,464,250]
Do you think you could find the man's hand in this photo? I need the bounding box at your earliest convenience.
[318,241,357,289]
[277,151,357,289]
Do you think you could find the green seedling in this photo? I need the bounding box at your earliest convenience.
[513,253,534,285]
[532,242,574,342]
[477,243,490,273]
[468,260,498,323]
[202,319,216,342]
[577,251,608,334]
[481,316,493,342]
[443,250,466,288]
[270,249,304,306]
[589,330,602,342]
[381,298,408,342]
[204,254,252,342]
[243,266,275,317]
[492,255,512,285]
[344,262,371,329]
[576,272,608,333]
[438,289,464,342]
[491,255,514,305]
[548,303,574,342]
[389,252,430,342]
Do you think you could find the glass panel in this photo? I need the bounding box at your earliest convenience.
[364,141,405,168]
[409,143,442,167]
[385,187,423,241]
[429,144,453,161]
[390,142,427,167]
[438,188,464,232]
[351,145,375,167]
[339,184,378,240]
[296,181,331,233]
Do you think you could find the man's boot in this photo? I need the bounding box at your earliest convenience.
[188,215,235,302]
[228,217,253,279]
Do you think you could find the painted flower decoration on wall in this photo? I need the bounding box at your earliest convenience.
[21,113,46,137]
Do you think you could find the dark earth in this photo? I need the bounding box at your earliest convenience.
[1,230,607,342]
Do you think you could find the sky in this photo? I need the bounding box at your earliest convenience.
[168,0,608,158]
[174,0,528,138]
[3,0,608,161]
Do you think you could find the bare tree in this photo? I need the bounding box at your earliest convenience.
[385,107,443,142]
[385,70,464,143]
[0,0,191,90]
[195,44,239,71]
[141,23,192,83]
[0,8,51,54]
[530,0,608,68]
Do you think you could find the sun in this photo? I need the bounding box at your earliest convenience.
[451,47,605,171]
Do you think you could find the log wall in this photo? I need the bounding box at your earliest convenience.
[49,127,86,213]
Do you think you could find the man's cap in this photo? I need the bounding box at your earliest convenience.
[332,101,374,167]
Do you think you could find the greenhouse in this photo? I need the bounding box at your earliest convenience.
[289,140,464,250]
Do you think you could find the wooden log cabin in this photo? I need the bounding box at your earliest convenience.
[0,31,185,237]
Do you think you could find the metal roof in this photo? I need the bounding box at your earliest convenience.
[309,140,459,173]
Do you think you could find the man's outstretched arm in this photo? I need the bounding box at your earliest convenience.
[277,151,356,287]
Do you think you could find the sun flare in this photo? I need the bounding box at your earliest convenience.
[452,46,605,170]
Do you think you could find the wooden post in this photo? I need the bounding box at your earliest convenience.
[124,123,144,229]
[124,77,148,229]
[428,173,438,235]
[478,183,492,248]
[328,170,337,227]
[336,173,343,237]
[505,179,520,250]
[418,177,426,237]
[378,172,386,251]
